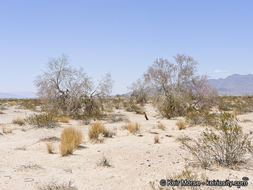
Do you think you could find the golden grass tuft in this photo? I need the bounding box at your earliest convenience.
[157,123,166,130]
[13,118,25,126]
[88,122,107,142]
[60,127,83,156]
[154,136,160,144]
[126,122,140,134]
[46,142,54,154]
[57,115,70,123]
[176,120,187,130]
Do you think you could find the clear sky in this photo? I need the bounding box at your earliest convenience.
[0,0,252,95]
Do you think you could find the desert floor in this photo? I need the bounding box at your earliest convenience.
[0,104,253,190]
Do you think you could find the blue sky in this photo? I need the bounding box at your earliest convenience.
[0,0,252,94]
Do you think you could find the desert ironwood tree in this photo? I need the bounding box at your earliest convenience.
[35,55,113,119]
[142,54,217,118]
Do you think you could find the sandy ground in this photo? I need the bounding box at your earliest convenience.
[0,104,253,190]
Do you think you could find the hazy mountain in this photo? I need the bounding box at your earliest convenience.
[0,91,37,99]
[209,74,253,96]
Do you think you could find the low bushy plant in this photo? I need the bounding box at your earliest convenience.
[181,113,253,168]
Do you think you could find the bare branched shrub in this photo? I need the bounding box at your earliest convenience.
[181,113,253,168]
[143,54,217,118]
[129,78,149,105]
[25,113,57,128]
[97,156,112,167]
[60,127,83,156]
[35,55,113,119]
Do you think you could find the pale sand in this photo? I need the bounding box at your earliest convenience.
[0,104,253,190]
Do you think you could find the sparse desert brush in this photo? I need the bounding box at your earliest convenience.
[2,126,12,134]
[60,127,83,156]
[154,136,160,144]
[88,122,109,142]
[57,115,70,123]
[38,180,77,190]
[157,123,166,130]
[46,142,55,154]
[125,122,140,134]
[97,156,112,167]
[181,113,253,168]
[186,110,219,126]
[9,101,17,106]
[25,112,57,128]
[176,120,186,130]
[12,118,25,126]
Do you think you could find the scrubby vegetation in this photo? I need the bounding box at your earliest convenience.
[125,122,140,134]
[34,55,113,120]
[181,113,253,168]
[60,127,83,156]
[25,112,57,128]
[88,122,113,142]
[38,180,77,190]
[12,118,25,126]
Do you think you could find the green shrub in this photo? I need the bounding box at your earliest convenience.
[181,113,253,168]
[25,113,57,128]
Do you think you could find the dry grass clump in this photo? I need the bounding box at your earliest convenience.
[38,180,77,190]
[46,142,55,154]
[89,122,106,142]
[57,115,70,123]
[25,113,57,128]
[13,118,25,126]
[125,122,140,134]
[181,113,253,169]
[157,123,166,130]
[154,136,160,144]
[60,127,83,156]
[2,126,12,134]
[176,120,186,130]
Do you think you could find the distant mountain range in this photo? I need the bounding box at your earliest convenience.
[209,74,253,96]
[1,74,253,98]
[0,92,36,99]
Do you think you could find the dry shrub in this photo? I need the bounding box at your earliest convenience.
[181,113,253,168]
[25,113,57,128]
[46,142,54,154]
[154,136,160,144]
[176,120,186,130]
[126,122,140,134]
[88,122,107,142]
[9,101,17,106]
[13,118,25,126]
[60,127,83,156]
[57,115,70,123]
[157,123,166,130]
[186,110,219,126]
[97,156,112,167]
[2,126,12,134]
[38,180,77,190]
